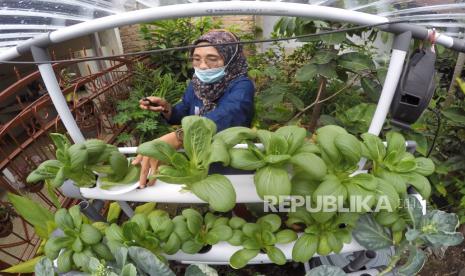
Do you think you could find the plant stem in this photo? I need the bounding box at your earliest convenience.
[378,254,401,276]
[308,76,327,132]
[288,75,360,123]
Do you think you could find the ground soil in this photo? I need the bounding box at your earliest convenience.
[418,226,465,276]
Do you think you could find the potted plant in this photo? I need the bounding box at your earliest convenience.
[0,203,16,238]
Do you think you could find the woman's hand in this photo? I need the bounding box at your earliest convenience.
[132,131,182,188]
[139,96,172,119]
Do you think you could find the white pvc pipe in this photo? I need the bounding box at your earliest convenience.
[0,2,391,61]
[367,49,408,135]
[0,47,20,61]
[49,2,388,43]
[117,143,263,154]
[81,174,261,203]
[165,233,364,264]
[33,47,85,143]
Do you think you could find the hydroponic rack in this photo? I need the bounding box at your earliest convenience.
[1,0,463,271]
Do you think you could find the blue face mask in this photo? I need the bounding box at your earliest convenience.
[194,44,238,84]
[194,66,226,84]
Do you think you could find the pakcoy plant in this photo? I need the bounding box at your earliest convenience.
[218,125,327,201]
[361,131,435,200]
[26,133,140,189]
[353,195,464,276]
[287,208,359,263]
[44,206,114,274]
[170,208,234,254]
[229,214,297,269]
[35,245,220,276]
[137,116,236,212]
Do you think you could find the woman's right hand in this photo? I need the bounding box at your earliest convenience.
[139,97,172,118]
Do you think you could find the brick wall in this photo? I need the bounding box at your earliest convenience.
[118,16,256,54]
[216,15,256,34]
[118,24,147,53]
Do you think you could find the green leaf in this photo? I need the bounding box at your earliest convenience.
[376,169,407,195]
[397,246,426,276]
[242,223,261,238]
[334,133,362,165]
[182,208,203,235]
[121,263,137,276]
[134,202,156,216]
[54,209,74,230]
[49,133,71,152]
[1,256,43,273]
[181,240,203,254]
[376,178,400,210]
[228,230,245,246]
[292,234,318,263]
[229,217,246,230]
[305,265,346,276]
[107,202,121,223]
[130,213,149,231]
[361,133,386,162]
[266,246,286,265]
[34,257,55,276]
[386,131,406,160]
[291,173,320,197]
[312,49,337,64]
[100,165,141,188]
[361,77,381,102]
[128,246,176,276]
[213,127,256,148]
[67,144,88,170]
[191,174,236,212]
[230,249,259,269]
[173,216,192,242]
[290,152,327,181]
[182,116,215,166]
[405,195,423,229]
[258,130,288,155]
[208,138,230,166]
[441,107,465,124]
[84,139,107,165]
[254,165,291,200]
[185,264,219,276]
[338,52,375,72]
[229,148,265,170]
[414,157,435,176]
[7,193,54,239]
[296,63,317,82]
[257,214,282,233]
[206,225,233,244]
[285,93,305,111]
[105,223,125,243]
[262,229,277,246]
[69,205,83,230]
[317,62,338,79]
[353,214,392,250]
[163,233,182,255]
[276,229,298,244]
[313,175,347,204]
[264,154,291,164]
[316,125,347,164]
[137,139,177,164]
[402,172,431,199]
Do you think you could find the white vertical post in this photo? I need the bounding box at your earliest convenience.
[367,31,412,136]
[30,45,85,143]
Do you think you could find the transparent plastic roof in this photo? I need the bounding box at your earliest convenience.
[1,0,464,53]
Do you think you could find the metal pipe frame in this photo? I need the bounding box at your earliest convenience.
[0,1,464,62]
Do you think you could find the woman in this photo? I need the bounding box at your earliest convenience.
[132,29,255,188]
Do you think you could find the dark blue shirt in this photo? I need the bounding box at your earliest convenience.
[164,76,255,132]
